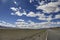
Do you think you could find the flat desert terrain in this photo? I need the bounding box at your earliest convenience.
[0,29,47,40]
[0,28,60,40]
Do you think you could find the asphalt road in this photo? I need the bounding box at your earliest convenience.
[47,29,60,40]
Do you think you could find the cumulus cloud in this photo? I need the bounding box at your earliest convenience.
[10,0,60,29]
[10,7,53,21]
[14,19,60,29]
[10,7,18,11]
[26,11,53,21]
[0,20,60,29]
[16,19,24,22]
[36,1,60,13]
[38,1,45,6]
[15,11,23,16]
[27,11,36,17]
[10,1,55,21]
[37,13,47,20]
[37,14,53,21]
[15,19,29,28]
[10,7,27,16]
[54,14,60,19]
[44,22,60,28]
[0,20,16,27]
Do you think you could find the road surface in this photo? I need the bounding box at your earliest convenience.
[47,29,60,40]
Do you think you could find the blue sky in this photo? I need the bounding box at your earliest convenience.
[0,0,60,29]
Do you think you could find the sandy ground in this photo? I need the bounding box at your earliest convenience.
[0,28,60,40]
[0,29,47,40]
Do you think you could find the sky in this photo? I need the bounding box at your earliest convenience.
[0,0,60,29]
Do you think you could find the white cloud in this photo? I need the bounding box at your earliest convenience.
[16,19,24,22]
[15,10,27,16]
[26,11,53,21]
[45,22,60,28]
[36,1,60,13]
[0,20,60,29]
[37,14,52,21]
[22,10,27,15]
[30,12,53,21]
[38,1,45,6]
[15,19,29,28]
[13,0,17,5]
[11,9,53,21]
[14,19,60,29]
[10,1,55,21]
[10,7,18,11]
[36,13,47,20]
[10,1,60,28]
[10,1,54,22]
[11,13,15,15]
[55,14,60,19]
[10,6,53,21]
[27,11,36,17]
[10,7,27,16]
[0,20,16,27]
[15,11,23,16]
